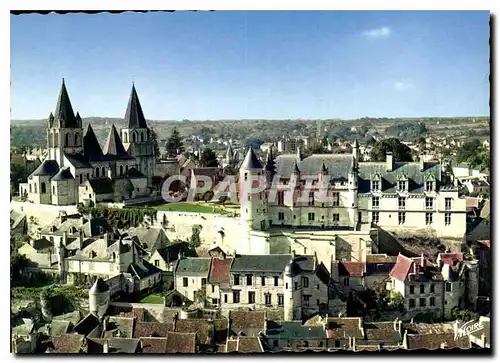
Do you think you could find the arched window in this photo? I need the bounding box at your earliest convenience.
[65,134,70,147]
[29,184,32,193]
[120,165,123,175]
[75,134,79,147]
[54,133,59,147]
[140,132,144,142]
[112,252,116,260]
[34,183,38,193]
[96,168,100,177]
[133,133,136,143]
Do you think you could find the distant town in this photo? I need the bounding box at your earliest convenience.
[10,80,490,354]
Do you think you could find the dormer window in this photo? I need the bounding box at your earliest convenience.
[397,173,408,192]
[424,174,436,192]
[371,174,381,192]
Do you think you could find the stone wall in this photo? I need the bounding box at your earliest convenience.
[10,201,78,234]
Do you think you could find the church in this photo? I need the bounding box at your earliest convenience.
[19,80,156,206]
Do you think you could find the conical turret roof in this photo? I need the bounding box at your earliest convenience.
[53,79,79,129]
[124,83,148,129]
[103,124,133,160]
[83,124,105,161]
[241,147,263,170]
[89,278,109,293]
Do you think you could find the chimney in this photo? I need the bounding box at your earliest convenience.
[358,318,363,332]
[103,316,109,332]
[172,312,178,330]
[291,250,296,260]
[104,232,109,245]
[103,340,108,354]
[421,253,424,268]
[62,231,68,247]
[393,318,399,332]
[386,152,393,172]
[79,228,84,250]
[313,252,318,269]
[419,155,425,172]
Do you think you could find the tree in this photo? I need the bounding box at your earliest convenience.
[165,128,184,157]
[308,142,328,155]
[11,253,31,281]
[10,162,28,195]
[149,128,161,159]
[189,224,203,248]
[451,307,479,322]
[199,148,219,167]
[370,138,413,162]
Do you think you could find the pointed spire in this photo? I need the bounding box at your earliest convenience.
[84,124,105,161]
[292,161,300,175]
[265,149,274,175]
[226,143,234,161]
[124,83,148,129]
[296,146,303,161]
[241,147,263,170]
[321,162,328,174]
[54,79,78,129]
[103,124,132,159]
[48,112,54,128]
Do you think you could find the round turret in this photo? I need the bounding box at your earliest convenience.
[89,278,110,318]
[284,259,301,277]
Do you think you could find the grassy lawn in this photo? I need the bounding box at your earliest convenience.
[152,202,228,214]
[139,294,164,304]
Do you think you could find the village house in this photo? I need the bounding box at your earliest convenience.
[174,257,212,302]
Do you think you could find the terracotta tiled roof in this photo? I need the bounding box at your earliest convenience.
[229,311,266,331]
[366,255,398,264]
[133,322,173,338]
[49,334,85,353]
[236,336,263,353]
[209,257,233,285]
[478,240,490,249]
[140,337,168,353]
[326,318,364,340]
[389,254,414,281]
[165,332,197,353]
[226,339,238,352]
[338,262,364,277]
[439,253,464,267]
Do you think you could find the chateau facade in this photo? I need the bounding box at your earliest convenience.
[19,80,156,206]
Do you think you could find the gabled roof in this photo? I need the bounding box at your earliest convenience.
[338,262,364,277]
[275,154,352,180]
[47,334,85,353]
[51,167,74,181]
[154,242,192,263]
[231,254,291,274]
[389,254,414,281]
[87,178,114,194]
[175,258,211,277]
[139,337,169,353]
[241,148,263,170]
[124,84,149,129]
[52,79,79,129]
[103,124,133,160]
[83,124,105,161]
[209,257,233,285]
[133,322,173,338]
[229,311,266,332]
[226,336,264,353]
[73,313,100,336]
[165,332,197,353]
[326,317,364,340]
[89,278,109,293]
[128,260,162,279]
[31,159,60,177]
[125,167,146,179]
[64,153,92,169]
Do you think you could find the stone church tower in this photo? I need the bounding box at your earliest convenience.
[120,84,155,188]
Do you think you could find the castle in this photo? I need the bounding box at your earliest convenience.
[19,80,156,206]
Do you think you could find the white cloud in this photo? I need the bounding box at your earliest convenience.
[363,26,391,39]
[393,80,414,91]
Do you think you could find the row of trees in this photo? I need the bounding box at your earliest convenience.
[456,139,490,171]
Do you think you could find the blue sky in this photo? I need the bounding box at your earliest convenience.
[11,11,490,120]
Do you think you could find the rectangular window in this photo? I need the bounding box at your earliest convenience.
[309,191,315,206]
[246,274,253,286]
[445,213,451,226]
[398,197,406,209]
[234,274,240,286]
[303,295,310,307]
[201,278,207,286]
[420,285,425,294]
[278,294,284,306]
[446,282,452,292]
[372,196,379,209]
[154,259,160,267]
[278,212,284,221]
[430,284,435,293]
[233,291,240,303]
[332,192,340,207]
[265,293,272,306]
[248,291,255,304]
[419,298,426,307]
[410,285,415,294]
[372,180,380,191]
[212,285,215,293]
[302,277,309,288]
[426,212,433,225]
[372,212,379,224]
[409,299,416,309]
[430,297,435,307]
[244,173,248,181]
[212,298,218,305]
[445,198,452,210]
[224,294,228,303]
[261,276,266,286]
[294,282,298,290]
[398,180,407,191]
[333,213,340,222]
[398,212,406,225]
[308,212,315,221]
[274,276,279,287]
[183,277,188,287]
[425,197,434,209]
[277,191,284,205]
[425,181,433,192]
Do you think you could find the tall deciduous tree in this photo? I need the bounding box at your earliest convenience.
[199,148,219,167]
[149,128,161,159]
[165,128,184,157]
[370,138,413,162]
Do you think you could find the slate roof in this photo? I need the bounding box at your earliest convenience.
[128,260,162,279]
[10,210,26,230]
[175,258,211,277]
[266,321,326,340]
[314,263,332,285]
[326,318,364,340]
[31,159,60,177]
[357,161,442,193]
[73,313,100,336]
[165,332,197,353]
[241,148,263,169]
[126,167,146,178]
[89,278,109,293]
[155,242,192,264]
[64,153,92,168]
[51,167,74,181]
[124,84,148,129]
[274,154,352,180]
[31,237,53,251]
[209,257,233,285]
[104,316,135,339]
[230,254,292,273]
[48,333,85,353]
[83,124,105,161]
[48,320,70,337]
[88,178,114,194]
[52,79,79,129]
[127,227,165,251]
[103,124,133,160]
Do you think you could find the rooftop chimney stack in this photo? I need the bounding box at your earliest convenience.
[419,155,425,172]
[103,340,108,354]
[386,153,394,172]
